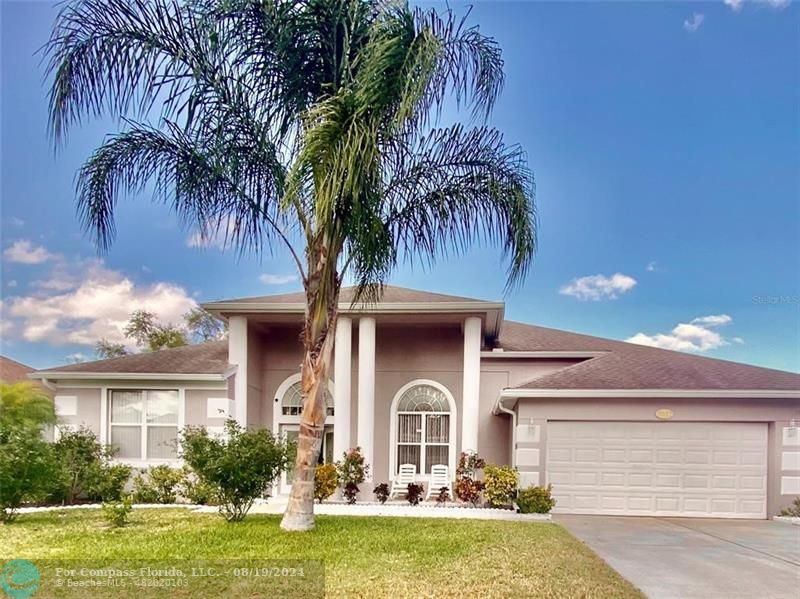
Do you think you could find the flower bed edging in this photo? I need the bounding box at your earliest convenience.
[773,515,800,526]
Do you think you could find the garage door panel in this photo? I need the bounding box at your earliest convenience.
[547,422,767,519]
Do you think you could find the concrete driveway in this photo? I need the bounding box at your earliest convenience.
[557,515,800,599]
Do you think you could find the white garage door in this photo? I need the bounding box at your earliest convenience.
[546,421,767,518]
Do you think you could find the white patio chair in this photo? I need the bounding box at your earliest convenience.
[389,463,417,500]
[425,464,452,501]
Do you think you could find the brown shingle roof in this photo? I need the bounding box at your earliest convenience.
[498,321,800,391]
[210,284,494,305]
[1,356,54,396]
[35,341,228,375]
[0,355,35,383]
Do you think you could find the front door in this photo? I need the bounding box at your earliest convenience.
[279,424,334,494]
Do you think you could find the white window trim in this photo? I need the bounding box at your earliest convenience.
[271,373,335,434]
[272,373,335,495]
[389,379,457,482]
[106,387,185,464]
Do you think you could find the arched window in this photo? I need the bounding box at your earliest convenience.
[281,381,334,417]
[393,382,455,475]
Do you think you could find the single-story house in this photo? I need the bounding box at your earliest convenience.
[30,285,800,519]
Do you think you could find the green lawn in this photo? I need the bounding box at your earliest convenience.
[1,509,643,598]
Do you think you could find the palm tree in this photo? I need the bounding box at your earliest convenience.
[45,0,537,531]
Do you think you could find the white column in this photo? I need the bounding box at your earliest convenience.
[357,316,376,478]
[461,316,482,454]
[229,316,248,427]
[333,317,352,461]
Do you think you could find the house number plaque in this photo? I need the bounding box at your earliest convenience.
[655,408,674,420]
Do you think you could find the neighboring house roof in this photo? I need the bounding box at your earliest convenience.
[1,355,54,396]
[32,341,229,378]
[496,321,800,391]
[210,284,495,305]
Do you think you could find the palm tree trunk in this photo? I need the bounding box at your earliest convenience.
[281,241,340,531]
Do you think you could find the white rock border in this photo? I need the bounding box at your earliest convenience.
[773,515,800,526]
[16,501,552,522]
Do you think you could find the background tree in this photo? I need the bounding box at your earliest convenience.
[185,307,227,342]
[95,339,128,359]
[46,0,537,531]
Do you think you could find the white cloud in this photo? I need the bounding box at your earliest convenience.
[690,314,732,326]
[7,280,17,288]
[559,273,637,301]
[3,240,53,264]
[259,273,298,285]
[725,0,791,10]
[7,217,25,227]
[627,314,738,353]
[3,260,196,349]
[186,217,236,250]
[646,261,658,272]
[684,12,705,32]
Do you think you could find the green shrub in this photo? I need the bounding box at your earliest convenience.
[483,465,519,508]
[336,447,369,504]
[180,467,218,505]
[314,463,338,503]
[516,484,556,514]
[0,382,58,521]
[0,429,57,522]
[86,463,132,502]
[180,420,292,521]
[373,483,389,504]
[51,427,113,504]
[102,496,133,527]
[780,497,800,517]
[132,465,184,504]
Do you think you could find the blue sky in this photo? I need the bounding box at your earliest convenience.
[1,0,798,372]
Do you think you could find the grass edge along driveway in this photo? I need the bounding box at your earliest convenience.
[0,509,643,598]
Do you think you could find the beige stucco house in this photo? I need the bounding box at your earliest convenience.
[30,285,800,519]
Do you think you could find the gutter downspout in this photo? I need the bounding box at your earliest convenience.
[39,377,57,392]
[495,394,517,468]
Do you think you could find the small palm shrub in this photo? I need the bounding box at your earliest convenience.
[314,463,338,503]
[406,483,424,506]
[102,496,133,527]
[516,484,556,514]
[483,465,519,508]
[336,447,369,505]
[373,483,389,504]
[435,487,450,505]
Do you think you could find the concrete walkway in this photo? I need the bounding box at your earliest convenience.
[557,515,800,599]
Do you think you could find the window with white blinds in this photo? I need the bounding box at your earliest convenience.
[396,385,451,474]
[109,390,179,460]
